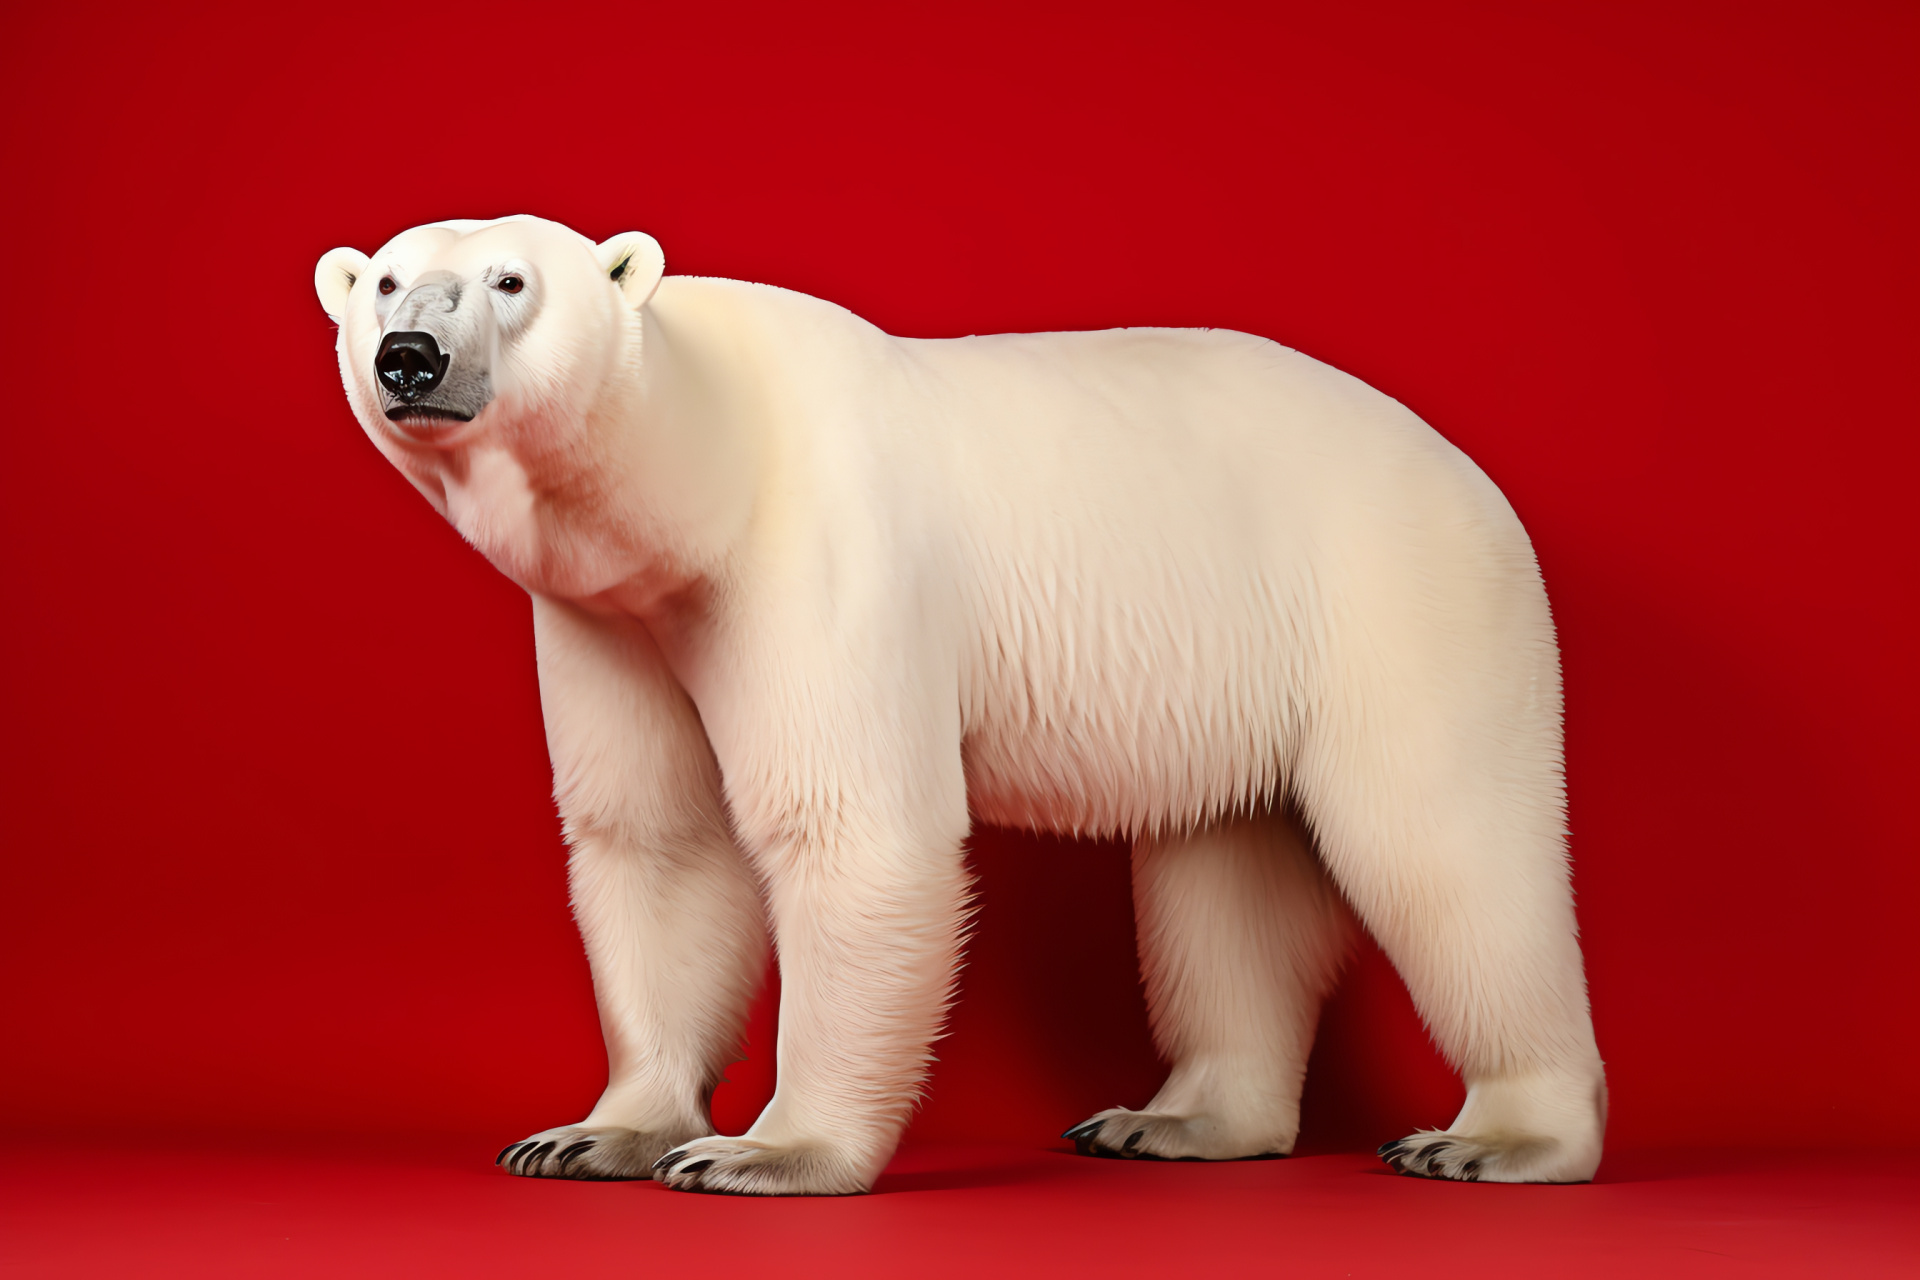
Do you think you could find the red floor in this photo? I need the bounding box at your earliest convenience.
[1,1137,1910,1278]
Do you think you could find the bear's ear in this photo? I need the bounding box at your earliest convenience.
[315,247,371,323]
[596,232,666,307]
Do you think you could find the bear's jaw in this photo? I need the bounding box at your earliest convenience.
[385,404,474,422]
[382,404,480,448]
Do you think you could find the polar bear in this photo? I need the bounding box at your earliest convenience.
[314,215,1605,1195]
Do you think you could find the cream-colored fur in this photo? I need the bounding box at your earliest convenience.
[315,215,1605,1194]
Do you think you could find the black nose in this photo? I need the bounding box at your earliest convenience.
[375,331,449,401]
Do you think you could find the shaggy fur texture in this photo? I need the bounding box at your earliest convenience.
[316,215,1606,1195]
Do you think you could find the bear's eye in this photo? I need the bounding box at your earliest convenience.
[378,277,396,295]
[497,275,524,295]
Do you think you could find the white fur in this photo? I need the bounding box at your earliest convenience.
[319,215,1605,1194]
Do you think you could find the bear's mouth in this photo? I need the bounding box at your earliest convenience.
[385,405,475,424]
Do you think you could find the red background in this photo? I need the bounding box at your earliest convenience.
[1,0,1913,1160]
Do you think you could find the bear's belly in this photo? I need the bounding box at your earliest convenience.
[951,541,1313,840]
[958,696,1295,840]
[961,729,1119,835]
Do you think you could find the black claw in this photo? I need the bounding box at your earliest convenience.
[1064,1119,1108,1156]
[1461,1160,1481,1179]
[1377,1139,1406,1158]
[677,1159,714,1177]
[556,1141,595,1170]
[1122,1130,1145,1155]
[653,1149,688,1173]
[523,1140,557,1173]
[497,1142,523,1166]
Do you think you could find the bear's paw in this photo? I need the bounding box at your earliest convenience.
[651,1137,871,1196]
[496,1124,693,1180]
[1063,1108,1289,1162]
[1377,1129,1589,1183]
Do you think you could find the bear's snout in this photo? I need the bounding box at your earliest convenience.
[376,331,449,402]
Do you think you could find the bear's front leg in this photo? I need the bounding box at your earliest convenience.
[652,675,971,1196]
[497,599,768,1181]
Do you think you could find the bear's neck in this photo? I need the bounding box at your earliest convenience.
[447,297,758,623]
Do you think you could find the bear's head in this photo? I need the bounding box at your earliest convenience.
[314,216,665,453]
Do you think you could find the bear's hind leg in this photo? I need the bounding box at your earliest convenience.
[1066,808,1355,1161]
[1299,646,1607,1183]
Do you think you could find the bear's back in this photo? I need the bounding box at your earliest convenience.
[912,327,1523,837]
